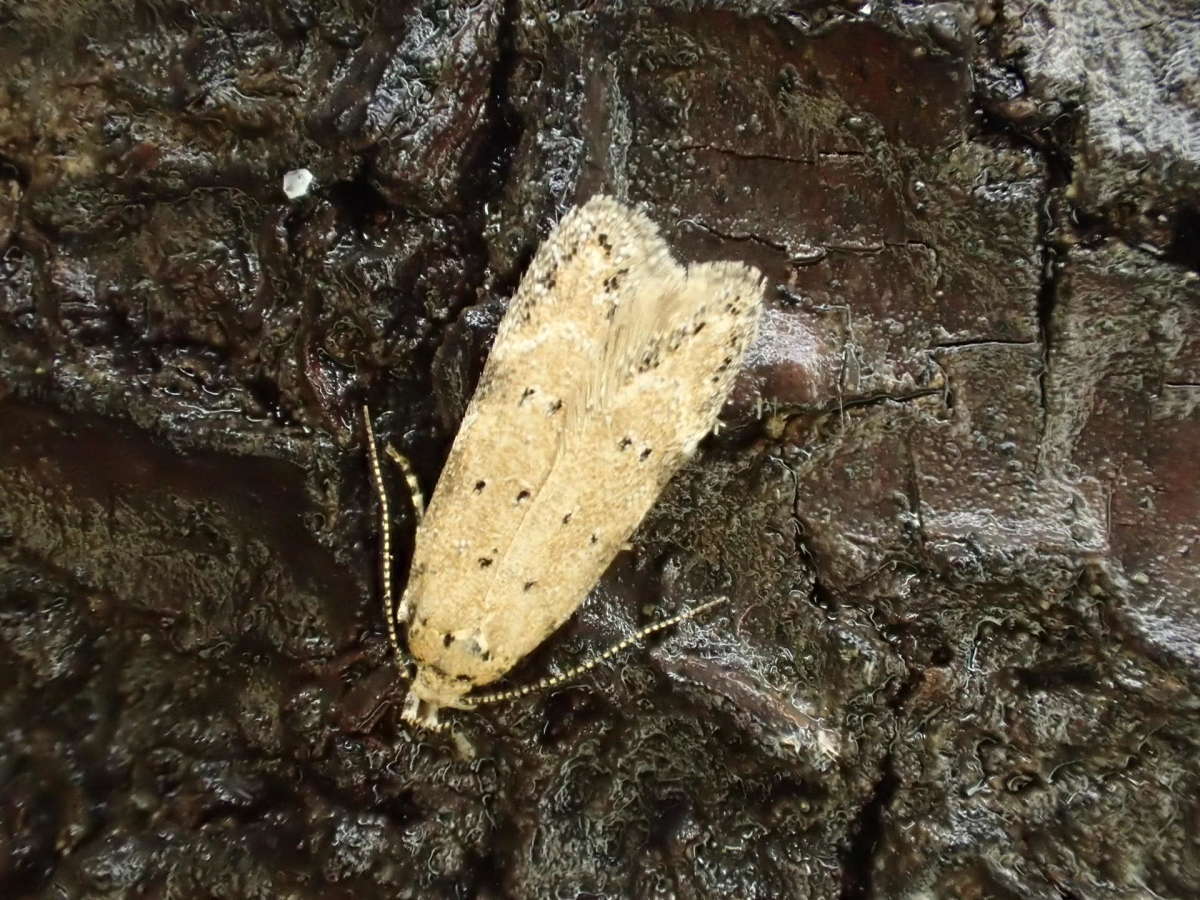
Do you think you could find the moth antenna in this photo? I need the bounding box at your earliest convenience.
[385,444,426,521]
[361,405,408,671]
[464,596,727,707]
[401,694,457,735]
[411,716,455,735]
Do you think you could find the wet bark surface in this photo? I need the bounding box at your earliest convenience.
[1,1,1198,897]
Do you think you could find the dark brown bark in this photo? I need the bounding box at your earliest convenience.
[1,1,1197,897]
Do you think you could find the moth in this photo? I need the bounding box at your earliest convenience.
[363,195,764,729]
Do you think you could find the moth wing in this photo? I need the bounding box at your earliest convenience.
[404,196,679,691]
[469,257,763,679]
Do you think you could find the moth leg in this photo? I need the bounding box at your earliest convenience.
[464,596,729,707]
[361,405,408,670]
[399,694,477,757]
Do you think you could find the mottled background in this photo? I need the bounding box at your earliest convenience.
[1,1,1198,897]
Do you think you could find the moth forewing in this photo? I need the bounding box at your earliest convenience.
[393,195,764,723]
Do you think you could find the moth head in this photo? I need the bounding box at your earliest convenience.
[400,689,442,730]
[408,663,476,715]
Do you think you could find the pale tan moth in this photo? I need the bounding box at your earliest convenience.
[363,195,764,730]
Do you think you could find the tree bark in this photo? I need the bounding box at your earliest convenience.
[1,1,1197,897]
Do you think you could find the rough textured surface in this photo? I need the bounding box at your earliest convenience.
[1,1,1197,898]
